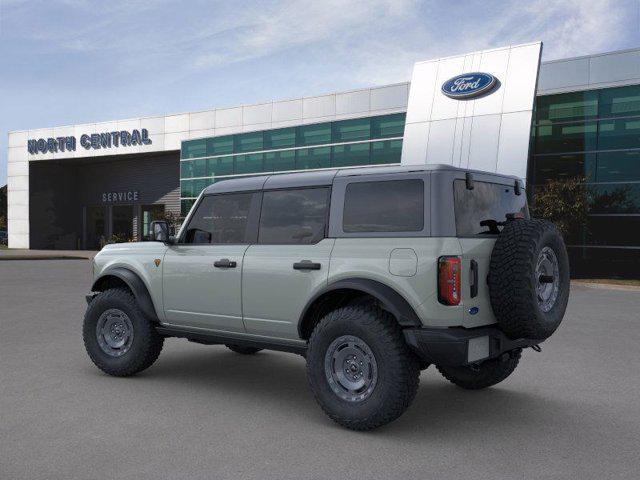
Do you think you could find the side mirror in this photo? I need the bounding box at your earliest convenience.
[150,220,170,243]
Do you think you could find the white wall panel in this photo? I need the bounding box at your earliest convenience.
[7,161,28,177]
[370,84,409,111]
[8,233,29,249]
[8,147,27,163]
[242,103,272,125]
[425,119,456,165]
[188,129,215,140]
[303,95,335,118]
[8,175,28,191]
[214,125,243,136]
[502,43,541,112]
[272,99,302,122]
[496,110,534,179]
[589,50,640,85]
[189,111,215,131]
[140,116,165,134]
[164,114,189,133]
[405,66,437,124]
[164,132,183,151]
[9,131,28,147]
[467,114,502,171]
[538,58,589,92]
[116,119,141,132]
[215,107,243,128]
[400,122,430,166]
[472,49,510,116]
[336,90,370,115]
[430,56,467,121]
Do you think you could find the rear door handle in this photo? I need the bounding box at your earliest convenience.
[293,260,321,271]
[214,258,237,268]
[470,259,478,298]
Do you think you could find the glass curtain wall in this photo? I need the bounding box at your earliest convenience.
[529,84,640,274]
[179,113,405,215]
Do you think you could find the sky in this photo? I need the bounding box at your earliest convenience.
[1,0,639,186]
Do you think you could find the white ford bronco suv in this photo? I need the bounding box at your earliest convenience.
[84,164,570,430]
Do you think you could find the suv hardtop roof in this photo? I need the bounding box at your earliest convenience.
[202,164,521,195]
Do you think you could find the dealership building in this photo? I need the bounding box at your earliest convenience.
[6,46,640,274]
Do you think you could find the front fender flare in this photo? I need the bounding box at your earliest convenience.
[298,278,422,337]
[92,267,158,321]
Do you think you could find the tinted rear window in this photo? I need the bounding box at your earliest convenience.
[454,180,529,236]
[343,179,424,233]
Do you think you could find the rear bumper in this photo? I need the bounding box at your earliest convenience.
[403,325,540,367]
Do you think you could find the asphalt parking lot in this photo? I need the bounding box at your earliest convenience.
[1,260,639,480]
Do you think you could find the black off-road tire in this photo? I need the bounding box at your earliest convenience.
[437,349,521,390]
[225,344,263,355]
[488,218,570,340]
[83,288,164,376]
[307,304,420,431]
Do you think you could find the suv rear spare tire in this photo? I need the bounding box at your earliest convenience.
[488,218,570,340]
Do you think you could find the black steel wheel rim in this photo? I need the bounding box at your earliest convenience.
[96,308,134,357]
[324,335,378,402]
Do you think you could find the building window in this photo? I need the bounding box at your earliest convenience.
[332,143,370,167]
[264,128,296,149]
[296,123,332,146]
[332,118,370,142]
[296,147,331,170]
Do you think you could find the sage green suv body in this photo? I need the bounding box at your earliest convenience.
[85,164,568,430]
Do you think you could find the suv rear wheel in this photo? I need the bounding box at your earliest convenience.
[83,288,164,376]
[306,303,420,430]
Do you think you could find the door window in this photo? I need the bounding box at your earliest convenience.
[258,188,330,244]
[182,193,254,244]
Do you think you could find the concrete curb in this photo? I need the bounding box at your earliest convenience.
[571,280,640,292]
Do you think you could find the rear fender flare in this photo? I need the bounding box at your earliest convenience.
[298,278,422,338]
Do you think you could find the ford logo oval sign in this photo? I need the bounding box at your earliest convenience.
[441,72,497,99]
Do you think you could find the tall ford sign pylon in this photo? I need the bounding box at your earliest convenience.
[401,42,542,180]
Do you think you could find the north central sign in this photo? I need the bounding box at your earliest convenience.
[27,128,152,155]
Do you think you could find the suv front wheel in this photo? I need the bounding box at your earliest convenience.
[83,287,164,376]
[306,303,420,430]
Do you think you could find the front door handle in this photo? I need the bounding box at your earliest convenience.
[293,260,321,271]
[214,258,237,268]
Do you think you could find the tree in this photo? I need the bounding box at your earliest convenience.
[530,177,589,243]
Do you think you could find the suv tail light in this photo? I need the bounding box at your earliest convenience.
[438,256,461,306]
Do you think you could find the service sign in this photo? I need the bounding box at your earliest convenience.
[27,129,152,155]
[441,72,497,99]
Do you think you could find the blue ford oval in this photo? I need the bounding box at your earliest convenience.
[441,72,497,99]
